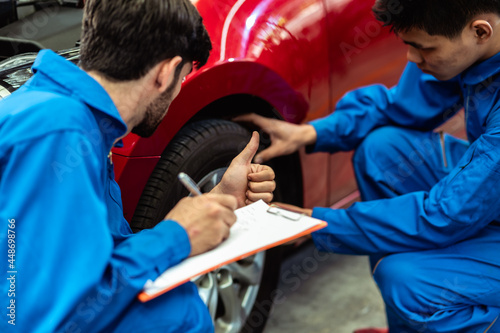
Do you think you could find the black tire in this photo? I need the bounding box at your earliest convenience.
[131,119,282,333]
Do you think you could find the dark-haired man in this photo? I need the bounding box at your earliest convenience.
[236,0,500,331]
[0,0,275,332]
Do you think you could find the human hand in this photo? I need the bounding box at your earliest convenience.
[214,131,276,207]
[165,194,238,257]
[233,113,317,163]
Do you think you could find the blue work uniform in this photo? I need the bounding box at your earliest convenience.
[0,50,213,333]
[309,58,500,332]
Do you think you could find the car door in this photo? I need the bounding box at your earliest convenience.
[323,0,407,207]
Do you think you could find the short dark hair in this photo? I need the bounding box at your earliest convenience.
[373,0,500,39]
[79,0,212,81]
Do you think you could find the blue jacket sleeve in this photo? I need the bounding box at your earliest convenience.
[0,129,190,333]
[311,117,500,255]
[309,62,463,153]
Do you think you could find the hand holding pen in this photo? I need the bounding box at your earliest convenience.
[163,172,237,256]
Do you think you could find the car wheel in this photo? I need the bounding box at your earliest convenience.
[131,119,282,333]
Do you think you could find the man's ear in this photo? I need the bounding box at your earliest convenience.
[471,19,493,43]
[155,56,183,93]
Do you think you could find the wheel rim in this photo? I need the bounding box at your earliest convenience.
[193,168,265,333]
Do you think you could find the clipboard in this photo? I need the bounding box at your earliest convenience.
[138,200,327,302]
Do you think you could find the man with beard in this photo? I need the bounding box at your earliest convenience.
[0,0,275,332]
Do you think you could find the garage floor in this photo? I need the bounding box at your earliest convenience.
[263,242,388,333]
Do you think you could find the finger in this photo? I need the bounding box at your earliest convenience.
[254,143,285,163]
[204,193,238,211]
[217,207,237,229]
[248,180,276,193]
[248,165,275,182]
[270,202,300,211]
[220,222,231,241]
[246,191,273,203]
[270,202,313,216]
[232,131,259,165]
[223,210,237,228]
[233,113,273,129]
[203,196,237,227]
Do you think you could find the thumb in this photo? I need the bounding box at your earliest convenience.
[254,144,282,163]
[233,131,259,165]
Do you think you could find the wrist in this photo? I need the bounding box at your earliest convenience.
[210,183,224,195]
[293,124,317,147]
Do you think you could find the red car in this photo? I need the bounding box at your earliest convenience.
[115,0,407,331]
[0,0,408,332]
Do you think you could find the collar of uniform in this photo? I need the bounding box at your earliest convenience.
[462,51,500,85]
[31,49,128,139]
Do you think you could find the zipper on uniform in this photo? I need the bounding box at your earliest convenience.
[439,131,448,168]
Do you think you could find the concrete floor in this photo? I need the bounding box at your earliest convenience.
[264,242,387,333]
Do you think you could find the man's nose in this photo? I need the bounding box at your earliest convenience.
[406,46,423,64]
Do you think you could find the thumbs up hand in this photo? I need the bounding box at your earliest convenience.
[213,131,276,207]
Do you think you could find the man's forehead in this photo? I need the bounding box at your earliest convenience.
[396,29,442,47]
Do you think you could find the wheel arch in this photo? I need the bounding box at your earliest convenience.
[189,94,305,208]
[114,61,309,158]
[116,62,306,220]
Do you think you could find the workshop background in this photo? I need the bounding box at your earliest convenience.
[265,243,387,332]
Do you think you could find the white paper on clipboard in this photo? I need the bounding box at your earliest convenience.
[138,200,326,302]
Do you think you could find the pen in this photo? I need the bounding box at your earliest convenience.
[178,172,203,196]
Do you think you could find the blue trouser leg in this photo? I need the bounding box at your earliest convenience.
[102,282,214,333]
[352,126,468,201]
[353,126,467,271]
[352,127,500,332]
[373,226,500,333]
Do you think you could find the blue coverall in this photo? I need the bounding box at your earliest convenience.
[309,58,500,332]
[0,50,213,332]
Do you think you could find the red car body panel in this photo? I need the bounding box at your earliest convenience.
[113,0,408,222]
